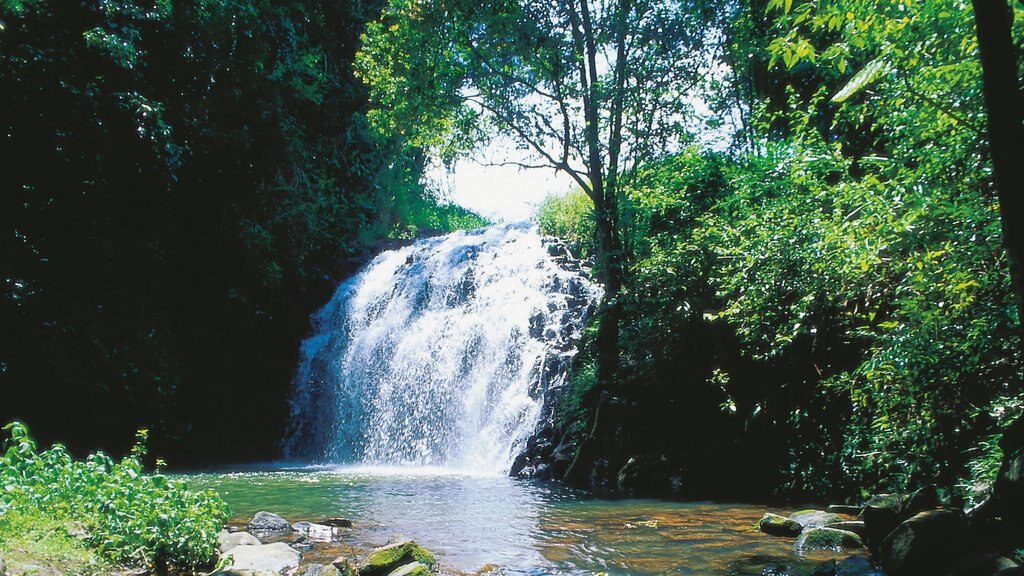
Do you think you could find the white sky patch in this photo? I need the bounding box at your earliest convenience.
[427,138,577,223]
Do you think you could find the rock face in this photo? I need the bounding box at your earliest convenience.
[219,530,262,553]
[248,511,292,533]
[879,509,967,576]
[359,540,436,576]
[790,510,844,529]
[223,542,301,573]
[794,527,864,552]
[759,513,803,536]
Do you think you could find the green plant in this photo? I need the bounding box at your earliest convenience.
[0,422,229,571]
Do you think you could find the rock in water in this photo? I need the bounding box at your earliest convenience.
[790,510,844,529]
[880,509,967,576]
[292,521,337,542]
[296,565,343,576]
[222,542,301,573]
[248,511,291,533]
[359,540,436,576]
[218,530,262,553]
[795,527,865,551]
[759,513,803,536]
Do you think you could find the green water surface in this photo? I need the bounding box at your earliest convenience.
[185,467,876,575]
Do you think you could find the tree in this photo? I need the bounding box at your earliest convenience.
[356,0,723,463]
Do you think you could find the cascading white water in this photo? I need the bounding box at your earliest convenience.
[284,223,601,474]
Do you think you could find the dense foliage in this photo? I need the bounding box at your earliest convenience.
[0,0,482,459]
[540,0,1024,501]
[0,422,228,572]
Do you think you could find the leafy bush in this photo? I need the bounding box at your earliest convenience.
[0,422,229,571]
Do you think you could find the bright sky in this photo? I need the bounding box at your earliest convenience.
[426,140,577,223]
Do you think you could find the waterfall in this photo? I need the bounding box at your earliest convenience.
[284,223,601,474]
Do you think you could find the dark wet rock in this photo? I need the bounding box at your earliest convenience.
[880,509,967,576]
[218,530,262,553]
[795,527,865,552]
[248,511,291,533]
[384,562,430,576]
[322,518,354,528]
[835,555,883,576]
[865,493,905,512]
[222,542,301,573]
[997,569,1024,576]
[790,510,844,529]
[904,485,942,517]
[359,539,435,576]
[825,521,868,539]
[759,513,802,537]
[862,499,904,553]
[950,554,1019,576]
[827,505,864,516]
[290,534,315,552]
[292,521,337,542]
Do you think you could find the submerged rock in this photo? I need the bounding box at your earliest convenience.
[759,513,803,536]
[218,530,262,553]
[795,527,865,552]
[790,510,844,529]
[222,542,301,573]
[248,511,291,533]
[359,540,436,576]
[322,517,354,528]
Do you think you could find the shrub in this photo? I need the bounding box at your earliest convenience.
[0,422,229,572]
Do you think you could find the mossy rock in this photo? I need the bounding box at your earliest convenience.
[789,510,844,528]
[359,540,435,576]
[386,562,430,576]
[795,527,864,552]
[759,513,803,536]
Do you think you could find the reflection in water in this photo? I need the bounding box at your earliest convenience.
[187,468,871,575]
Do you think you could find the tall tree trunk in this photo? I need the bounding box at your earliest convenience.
[968,0,1024,548]
[973,0,1024,326]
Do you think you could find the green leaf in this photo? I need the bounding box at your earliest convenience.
[832,57,887,103]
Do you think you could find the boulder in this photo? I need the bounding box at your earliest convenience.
[248,511,291,533]
[385,563,430,576]
[834,555,880,576]
[789,510,844,529]
[759,513,803,536]
[862,499,903,553]
[292,521,337,542]
[218,530,262,553]
[359,540,435,576]
[223,542,301,573]
[824,521,868,539]
[879,509,968,576]
[795,527,865,552]
[950,554,1019,576]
